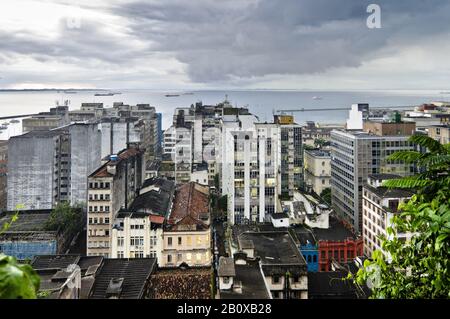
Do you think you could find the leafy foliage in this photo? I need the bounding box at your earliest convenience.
[45,202,83,235]
[352,135,450,298]
[382,135,450,192]
[314,138,330,149]
[353,188,450,298]
[1,212,18,234]
[0,255,40,299]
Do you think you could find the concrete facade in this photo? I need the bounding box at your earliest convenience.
[331,129,416,233]
[304,149,331,195]
[0,141,7,212]
[7,124,102,211]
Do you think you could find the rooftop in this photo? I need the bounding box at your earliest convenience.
[368,173,402,181]
[238,231,307,275]
[365,184,414,199]
[0,210,52,232]
[89,147,142,178]
[148,267,211,299]
[305,149,331,158]
[313,215,357,242]
[126,178,175,217]
[220,259,270,299]
[291,225,317,247]
[166,182,210,231]
[217,257,236,277]
[32,254,80,270]
[90,258,157,299]
[308,272,364,299]
[31,255,104,299]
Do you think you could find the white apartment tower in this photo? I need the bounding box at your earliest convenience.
[220,109,281,225]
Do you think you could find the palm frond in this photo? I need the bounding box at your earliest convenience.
[409,135,446,153]
[387,151,423,163]
[382,176,431,189]
[417,154,450,169]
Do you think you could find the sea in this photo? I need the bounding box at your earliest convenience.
[0,89,449,140]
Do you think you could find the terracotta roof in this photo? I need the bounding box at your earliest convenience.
[90,147,142,178]
[150,215,165,224]
[166,182,210,231]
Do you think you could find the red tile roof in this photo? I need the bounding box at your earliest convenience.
[167,182,210,231]
[150,215,165,225]
[90,147,142,178]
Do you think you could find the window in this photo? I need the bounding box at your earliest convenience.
[177,253,182,261]
[186,253,192,261]
[117,251,124,258]
[196,253,202,262]
[178,237,182,245]
[167,255,172,263]
[135,251,144,258]
[168,237,172,246]
[187,236,192,246]
[272,276,280,284]
[117,237,124,247]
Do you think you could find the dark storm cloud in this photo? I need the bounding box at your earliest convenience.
[112,0,450,82]
[0,18,145,65]
[2,0,450,87]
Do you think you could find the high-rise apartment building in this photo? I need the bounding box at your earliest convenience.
[87,147,144,257]
[274,115,303,197]
[7,123,101,211]
[219,109,281,224]
[330,121,417,233]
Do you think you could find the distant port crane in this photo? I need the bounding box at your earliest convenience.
[275,105,414,114]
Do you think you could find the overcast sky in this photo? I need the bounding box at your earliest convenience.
[1,0,450,90]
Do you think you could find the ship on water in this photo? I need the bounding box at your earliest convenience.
[95,92,115,96]
[165,94,180,97]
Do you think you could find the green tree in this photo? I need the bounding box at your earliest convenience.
[351,135,450,298]
[45,202,83,235]
[314,138,330,149]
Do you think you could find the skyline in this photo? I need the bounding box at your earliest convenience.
[1,0,450,90]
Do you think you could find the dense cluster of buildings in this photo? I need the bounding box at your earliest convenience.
[0,98,448,299]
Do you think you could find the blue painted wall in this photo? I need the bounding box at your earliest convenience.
[0,241,57,260]
[300,242,319,272]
